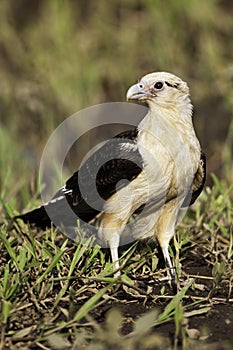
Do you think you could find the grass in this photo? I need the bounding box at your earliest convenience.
[0,176,232,349]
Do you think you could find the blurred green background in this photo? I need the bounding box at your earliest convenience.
[0,0,232,210]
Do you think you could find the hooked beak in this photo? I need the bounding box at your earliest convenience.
[126,83,155,101]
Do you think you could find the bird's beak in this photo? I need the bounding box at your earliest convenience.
[126,83,154,101]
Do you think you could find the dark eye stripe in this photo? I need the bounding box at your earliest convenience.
[165,81,178,89]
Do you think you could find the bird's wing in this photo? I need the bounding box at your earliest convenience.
[16,128,144,229]
[182,150,206,207]
[62,128,143,221]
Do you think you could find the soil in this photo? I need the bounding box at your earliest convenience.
[6,238,233,349]
[91,251,233,349]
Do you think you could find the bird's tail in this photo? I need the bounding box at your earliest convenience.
[15,206,51,230]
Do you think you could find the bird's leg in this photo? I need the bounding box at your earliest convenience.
[155,203,180,292]
[108,232,121,278]
[98,215,123,278]
[161,244,177,292]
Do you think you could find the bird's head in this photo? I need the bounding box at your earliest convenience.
[126,72,192,117]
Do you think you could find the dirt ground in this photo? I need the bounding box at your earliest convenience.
[5,238,233,349]
[90,251,233,349]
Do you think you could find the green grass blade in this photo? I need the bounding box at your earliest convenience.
[156,281,192,325]
[36,249,65,284]
[73,283,114,322]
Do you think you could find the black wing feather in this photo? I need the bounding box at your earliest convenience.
[16,128,143,228]
[182,150,206,207]
[64,128,143,220]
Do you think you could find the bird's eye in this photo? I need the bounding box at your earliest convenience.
[154,81,163,90]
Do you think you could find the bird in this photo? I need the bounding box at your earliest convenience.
[15,72,206,281]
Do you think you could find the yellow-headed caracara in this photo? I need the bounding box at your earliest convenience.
[16,72,206,281]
